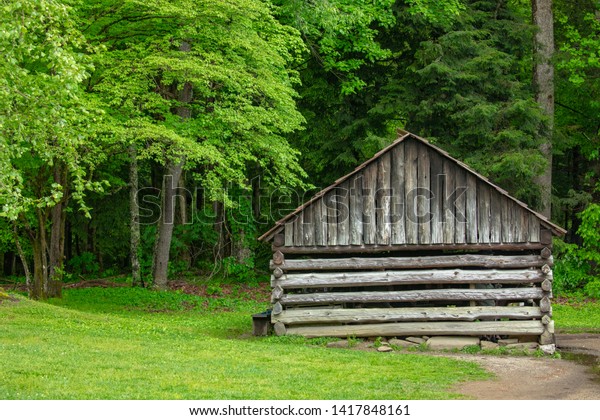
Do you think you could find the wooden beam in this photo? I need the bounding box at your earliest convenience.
[377,154,391,245]
[363,164,377,245]
[273,306,543,325]
[349,175,363,245]
[272,242,546,254]
[280,288,544,305]
[274,269,545,289]
[391,141,405,244]
[285,320,545,338]
[271,254,551,271]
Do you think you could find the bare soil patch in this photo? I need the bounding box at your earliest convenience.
[450,334,600,400]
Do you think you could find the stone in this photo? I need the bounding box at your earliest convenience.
[480,340,499,350]
[426,336,480,351]
[389,339,416,348]
[539,344,556,355]
[377,345,393,352]
[498,338,519,346]
[327,340,349,349]
[405,336,426,344]
[505,342,539,350]
[352,341,373,351]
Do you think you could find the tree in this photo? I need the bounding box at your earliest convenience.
[532,0,555,218]
[82,0,307,289]
[0,0,106,299]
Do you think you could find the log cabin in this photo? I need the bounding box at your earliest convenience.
[258,131,565,344]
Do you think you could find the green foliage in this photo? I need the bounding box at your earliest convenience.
[394,0,547,205]
[554,203,600,297]
[68,252,100,276]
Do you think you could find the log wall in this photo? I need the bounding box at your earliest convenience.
[270,249,554,341]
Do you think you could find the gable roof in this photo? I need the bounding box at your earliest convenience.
[259,131,566,244]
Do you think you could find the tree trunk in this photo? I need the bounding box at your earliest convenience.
[532,0,555,218]
[30,209,49,300]
[47,164,67,297]
[129,144,143,287]
[13,223,31,289]
[151,40,192,290]
[152,161,185,290]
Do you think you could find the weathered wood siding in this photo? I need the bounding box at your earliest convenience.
[282,138,544,249]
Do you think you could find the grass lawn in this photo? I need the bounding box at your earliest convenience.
[553,298,600,333]
[0,285,488,400]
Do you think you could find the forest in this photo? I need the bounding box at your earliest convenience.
[1,0,599,300]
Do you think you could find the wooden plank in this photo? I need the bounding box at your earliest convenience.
[501,195,512,243]
[285,320,545,338]
[529,213,541,243]
[443,159,455,244]
[429,150,444,244]
[511,202,520,243]
[273,306,543,325]
[391,141,406,244]
[293,212,303,247]
[314,199,326,246]
[273,242,546,254]
[303,202,315,246]
[490,189,502,243]
[404,139,419,244]
[271,254,551,271]
[349,175,363,245]
[276,269,546,289]
[518,207,529,243]
[284,221,294,247]
[280,288,544,305]
[376,154,391,245]
[363,164,377,245]
[466,173,478,243]
[336,183,349,246]
[455,168,467,244]
[417,143,431,244]
[477,182,490,244]
[325,192,337,246]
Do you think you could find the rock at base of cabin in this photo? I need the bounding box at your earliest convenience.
[539,344,556,355]
[426,336,481,351]
[498,338,519,346]
[389,338,417,348]
[327,340,349,349]
[505,342,539,350]
[352,341,373,350]
[480,340,499,350]
[377,345,393,352]
[405,336,426,344]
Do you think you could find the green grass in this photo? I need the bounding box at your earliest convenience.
[0,287,488,400]
[553,298,600,333]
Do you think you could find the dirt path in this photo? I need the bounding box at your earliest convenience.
[450,334,600,400]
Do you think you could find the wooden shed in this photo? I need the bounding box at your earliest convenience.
[259,131,566,344]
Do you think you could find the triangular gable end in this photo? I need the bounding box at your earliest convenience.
[259,132,565,250]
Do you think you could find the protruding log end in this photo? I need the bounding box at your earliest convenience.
[273,267,283,278]
[271,285,284,302]
[273,250,284,266]
[274,322,287,336]
[272,301,283,315]
[541,247,552,259]
[539,296,551,313]
[541,279,552,292]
